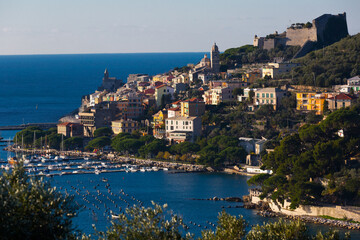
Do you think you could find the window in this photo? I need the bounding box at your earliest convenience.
[262,93,265,97]
[256,93,259,98]
[266,93,269,98]
[171,126,174,130]
[270,93,274,98]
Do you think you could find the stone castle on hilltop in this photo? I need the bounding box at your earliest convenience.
[254,13,348,57]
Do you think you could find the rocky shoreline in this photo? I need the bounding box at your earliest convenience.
[241,196,360,231]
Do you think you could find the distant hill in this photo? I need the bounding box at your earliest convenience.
[219,45,300,70]
[287,33,360,87]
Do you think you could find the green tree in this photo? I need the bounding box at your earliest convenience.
[63,136,83,150]
[0,164,79,239]
[232,88,244,97]
[246,219,309,240]
[94,127,113,137]
[95,202,190,240]
[138,139,167,158]
[201,211,246,240]
[86,136,111,151]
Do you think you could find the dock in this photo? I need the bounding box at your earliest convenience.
[0,122,58,131]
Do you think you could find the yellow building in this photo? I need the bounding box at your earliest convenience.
[152,110,168,128]
[152,74,163,82]
[296,92,328,115]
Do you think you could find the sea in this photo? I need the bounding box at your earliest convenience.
[0,53,358,237]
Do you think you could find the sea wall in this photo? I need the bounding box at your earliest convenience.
[252,196,360,222]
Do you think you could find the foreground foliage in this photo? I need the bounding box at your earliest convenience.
[0,165,352,239]
[0,164,79,240]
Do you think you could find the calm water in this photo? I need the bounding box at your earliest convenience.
[0,53,205,126]
[0,53,359,237]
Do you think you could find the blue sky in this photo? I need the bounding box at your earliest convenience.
[0,0,359,55]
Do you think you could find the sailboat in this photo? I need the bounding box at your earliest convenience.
[59,134,68,160]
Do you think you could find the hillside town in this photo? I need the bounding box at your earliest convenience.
[4,8,360,239]
[56,37,360,169]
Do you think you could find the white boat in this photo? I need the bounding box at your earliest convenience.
[84,157,89,160]
[163,168,169,171]
[65,165,71,169]
[140,168,146,172]
[152,166,159,171]
[95,169,100,175]
[73,170,78,174]
[111,214,120,219]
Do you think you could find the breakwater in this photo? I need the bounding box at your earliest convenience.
[0,122,57,130]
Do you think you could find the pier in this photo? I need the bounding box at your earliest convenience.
[0,122,58,131]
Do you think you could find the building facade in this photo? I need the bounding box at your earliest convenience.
[202,87,235,105]
[327,93,357,111]
[296,92,329,115]
[57,122,83,138]
[180,98,205,117]
[155,84,174,106]
[254,88,286,110]
[111,119,140,135]
[165,116,202,143]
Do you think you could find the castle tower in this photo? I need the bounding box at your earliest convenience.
[210,43,220,73]
[104,68,109,81]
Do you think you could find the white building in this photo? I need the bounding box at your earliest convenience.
[165,116,202,143]
[262,62,300,79]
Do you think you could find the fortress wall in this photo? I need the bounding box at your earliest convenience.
[286,27,317,46]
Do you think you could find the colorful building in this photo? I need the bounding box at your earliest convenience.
[180,98,205,117]
[254,88,286,110]
[296,92,329,115]
[327,93,357,111]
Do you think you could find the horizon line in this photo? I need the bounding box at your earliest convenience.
[0,51,212,57]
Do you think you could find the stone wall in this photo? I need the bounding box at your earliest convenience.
[286,27,317,46]
[252,196,360,222]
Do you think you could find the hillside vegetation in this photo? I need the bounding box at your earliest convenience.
[248,105,360,208]
[220,45,300,70]
[288,33,360,87]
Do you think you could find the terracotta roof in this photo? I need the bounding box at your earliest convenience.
[138,82,150,86]
[183,97,203,103]
[144,89,155,95]
[168,107,180,111]
[172,100,182,105]
[155,84,167,89]
[328,93,357,100]
[154,81,163,87]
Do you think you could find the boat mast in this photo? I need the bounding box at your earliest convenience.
[33,131,36,155]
